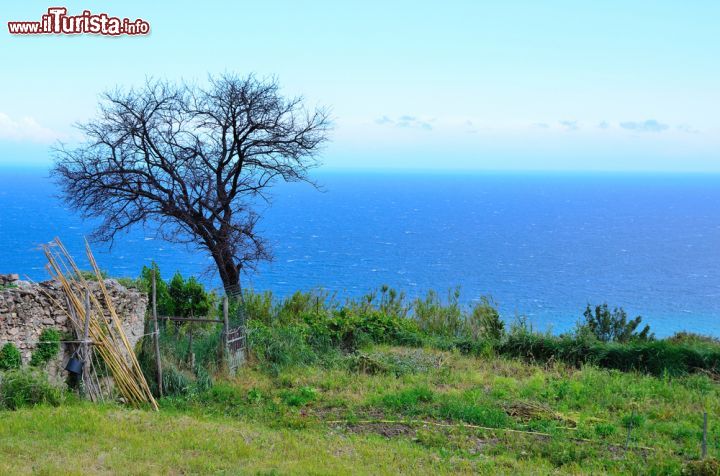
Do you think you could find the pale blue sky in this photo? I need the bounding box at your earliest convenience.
[1,1,718,171]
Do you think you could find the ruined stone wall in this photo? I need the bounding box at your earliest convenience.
[0,274,147,380]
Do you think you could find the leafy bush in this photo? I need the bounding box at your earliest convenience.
[621,411,645,430]
[468,296,504,341]
[168,273,215,318]
[667,332,720,349]
[137,323,218,397]
[278,291,325,321]
[136,263,173,315]
[577,304,653,343]
[30,329,61,367]
[247,322,320,375]
[246,304,424,374]
[412,288,464,338]
[241,290,275,325]
[345,285,409,319]
[594,423,617,438]
[161,364,193,397]
[315,309,421,350]
[0,369,63,410]
[247,388,264,404]
[280,386,318,407]
[135,264,216,319]
[499,333,720,376]
[0,343,22,371]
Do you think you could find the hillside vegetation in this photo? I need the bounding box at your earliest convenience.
[2,270,720,474]
[1,346,719,474]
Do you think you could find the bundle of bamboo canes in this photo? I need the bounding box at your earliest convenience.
[42,238,158,411]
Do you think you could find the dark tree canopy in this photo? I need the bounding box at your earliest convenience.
[53,74,330,292]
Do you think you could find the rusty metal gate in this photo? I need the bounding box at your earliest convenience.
[223,286,247,374]
[225,324,247,374]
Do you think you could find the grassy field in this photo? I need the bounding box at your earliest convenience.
[2,345,719,475]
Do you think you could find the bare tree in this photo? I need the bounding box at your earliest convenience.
[53,74,330,292]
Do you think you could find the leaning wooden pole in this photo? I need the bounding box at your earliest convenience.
[152,268,163,398]
[82,291,93,399]
[42,238,159,411]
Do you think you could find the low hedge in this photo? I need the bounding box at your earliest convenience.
[498,334,720,376]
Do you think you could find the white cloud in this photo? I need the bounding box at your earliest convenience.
[0,112,63,143]
[375,114,434,131]
[619,119,669,133]
[559,120,579,131]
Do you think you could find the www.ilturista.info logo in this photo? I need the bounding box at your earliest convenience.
[8,7,150,36]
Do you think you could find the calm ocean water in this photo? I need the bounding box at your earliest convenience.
[1,169,719,337]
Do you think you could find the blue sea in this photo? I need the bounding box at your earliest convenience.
[1,169,719,337]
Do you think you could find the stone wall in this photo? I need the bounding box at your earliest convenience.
[0,274,147,380]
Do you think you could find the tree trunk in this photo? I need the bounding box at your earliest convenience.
[212,245,241,294]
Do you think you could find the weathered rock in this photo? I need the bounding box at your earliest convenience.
[0,274,19,286]
[0,277,148,382]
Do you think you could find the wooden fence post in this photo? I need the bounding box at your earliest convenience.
[223,296,229,361]
[152,268,163,397]
[702,412,708,459]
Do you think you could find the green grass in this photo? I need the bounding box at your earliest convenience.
[1,346,718,475]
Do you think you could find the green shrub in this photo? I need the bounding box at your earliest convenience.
[577,304,653,343]
[162,364,193,397]
[199,382,245,407]
[668,332,720,350]
[343,286,409,319]
[143,264,171,314]
[0,369,63,410]
[193,365,213,393]
[378,386,434,413]
[412,288,464,338]
[241,290,276,325]
[0,343,22,370]
[30,329,61,367]
[621,412,645,430]
[280,386,318,407]
[247,388,264,404]
[468,296,504,341]
[247,322,319,375]
[136,264,217,319]
[499,333,720,376]
[137,325,217,397]
[279,291,321,321]
[594,423,617,438]
[192,330,223,371]
[318,309,420,350]
[168,273,215,318]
